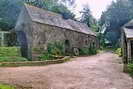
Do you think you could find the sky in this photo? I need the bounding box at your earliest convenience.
[74,0,114,19]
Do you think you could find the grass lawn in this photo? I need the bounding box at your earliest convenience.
[0,84,15,89]
[0,47,21,57]
[0,56,27,62]
[0,47,28,62]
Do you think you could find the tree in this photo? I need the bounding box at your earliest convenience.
[0,0,75,31]
[24,0,75,19]
[100,0,133,45]
[0,0,23,30]
[80,5,92,27]
[51,4,75,19]
[24,0,44,8]
[80,4,99,33]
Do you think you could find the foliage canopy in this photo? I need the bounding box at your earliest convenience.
[100,0,133,45]
[0,0,75,30]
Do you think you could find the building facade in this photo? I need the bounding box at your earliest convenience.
[15,4,98,60]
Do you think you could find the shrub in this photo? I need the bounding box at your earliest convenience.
[115,48,122,57]
[47,42,65,56]
[80,46,97,55]
[39,52,54,61]
[80,48,89,55]
[39,41,65,60]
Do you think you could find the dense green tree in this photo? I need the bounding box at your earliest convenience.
[0,0,23,30]
[24,0,44,8]
[80,4,99,33]
[51,4,75,19]
[80,5,92,27]
[24,0,75,19]
[0,0,75,30]
[100,0,133,45]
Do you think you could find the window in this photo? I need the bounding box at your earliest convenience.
[85,39,88,45]
[92,42,96,48]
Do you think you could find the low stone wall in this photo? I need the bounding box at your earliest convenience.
[0,56,70,67]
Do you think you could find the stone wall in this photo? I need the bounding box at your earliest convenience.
[31,22,98,54]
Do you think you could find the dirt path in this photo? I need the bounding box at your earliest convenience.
[0,52,133,89]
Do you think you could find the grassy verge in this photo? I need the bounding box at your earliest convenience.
[0,47,28,62]
[0,56,27,62]
[127,64,133,77]
[0,56,70,67]
[0,84,15,89]
[0,47,21,57]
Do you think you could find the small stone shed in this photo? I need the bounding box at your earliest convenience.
[121,20,133,63]
[15,4,98,59]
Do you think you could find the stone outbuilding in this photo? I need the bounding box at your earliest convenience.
[15,4,98,60]
[121,20,133,63]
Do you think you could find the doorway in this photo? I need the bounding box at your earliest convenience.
[131,40,133,59]
[65,40,70,54]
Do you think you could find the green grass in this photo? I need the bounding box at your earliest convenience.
[0,84,15,89]
[0,47,21,57]
[127,64,133,77]
[0,56,27,62]
[0,47,28,62]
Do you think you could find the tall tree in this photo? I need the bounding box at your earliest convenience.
[100,0,133,45]
[80,4,99,32]
[80,5,92,27]
[0,0,75,30]
[0,0,23,29]
[24,0,44,8]
[24,0,75,19]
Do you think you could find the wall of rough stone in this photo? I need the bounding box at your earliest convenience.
[31,22,98,52]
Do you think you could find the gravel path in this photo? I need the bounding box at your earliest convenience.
[0,52,133,89]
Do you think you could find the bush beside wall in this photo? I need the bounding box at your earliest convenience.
[79,46,97,55]
[115,48,122,57]
[39,41,65,60]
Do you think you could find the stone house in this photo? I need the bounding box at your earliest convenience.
[15,4,98,60]
[121,20,133,63]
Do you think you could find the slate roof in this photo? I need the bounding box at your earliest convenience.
[67,19,96,36]
[123,19,133,38]
[24,4,96,36]
[124,20,133,27]
[123,28,133,38]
